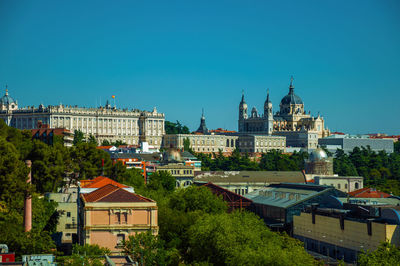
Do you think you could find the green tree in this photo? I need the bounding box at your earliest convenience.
[358,242,400,266]
[73,130,85,145]
[58,244,110,266]
[188,211,316,265]
[87,135,98,145]
[123,231,168,265]
[110,161,145,189]
[147,171,176,192]
[101,139,111,146]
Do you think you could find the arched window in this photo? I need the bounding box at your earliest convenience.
[355,182,359,189]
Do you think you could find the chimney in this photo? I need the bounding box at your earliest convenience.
[24,160,32,232]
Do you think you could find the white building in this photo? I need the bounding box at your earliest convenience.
[0,88,165,147]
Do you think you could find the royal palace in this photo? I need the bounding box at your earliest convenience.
[0,88,165,147]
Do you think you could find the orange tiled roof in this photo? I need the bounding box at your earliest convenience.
[96,146,114,150]
[82,184,153,203]
[349,187,391,198]
[81,176,129,188]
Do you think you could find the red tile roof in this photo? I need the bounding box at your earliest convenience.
[96,146,115,150]
[81,176,129,189]
[82,184,153,203]
[349,187,391,198]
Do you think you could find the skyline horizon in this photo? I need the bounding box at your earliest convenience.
[1,79,398,136]
[1,0,399,135]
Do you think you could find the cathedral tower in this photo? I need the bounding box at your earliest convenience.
[263,89,274,134]
[238,92,248,132]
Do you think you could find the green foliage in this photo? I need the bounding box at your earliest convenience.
[188,211,316,265]
[110,161,145,189]
[333,146,400,195]
[358,242,400,266]
[165,120,190,134]
[169,186,227,213]
[101,139,111,146]
[147,171,176,192]
[70,142,112,179]
[73,130,84,145]
[0,194,58,258]
[123,231,168,265]
[87,134,97,145]
[195,149,308,172]
[72,244,110,256]
[58,244,110,265]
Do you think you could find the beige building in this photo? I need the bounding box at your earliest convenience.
[0,89,165,148]
[163,133,238,153]
[79,184,158,254]
[237,134,285,153]
[314,176,363,193]
[45,187,79,246]
[194,171,305,196]
[293,208,400,262]
[163,133,285,154]
[156,164,195,188]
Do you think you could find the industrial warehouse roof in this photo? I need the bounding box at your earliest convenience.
[194,171,305,184]
[82,184,153,203]
[244,183,336,209]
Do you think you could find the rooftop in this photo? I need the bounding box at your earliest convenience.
[80,176,129,189]
[349,187,391,198]
[194,171,305,184]
[82,184,153,203]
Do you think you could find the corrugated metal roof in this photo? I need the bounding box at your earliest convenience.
[244,183,332,208]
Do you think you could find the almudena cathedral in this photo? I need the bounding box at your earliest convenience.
[0,88,165,147]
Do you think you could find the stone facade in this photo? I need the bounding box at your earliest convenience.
[238,77,330,142]
[237,134,286,153]
[163,133,238,153]
[0,89,165,147]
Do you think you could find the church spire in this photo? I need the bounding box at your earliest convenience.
[5,84,8,96]
[196,109,208,134]
[266,88,271,103]
[289,76,294,94]
[240,89,246,104]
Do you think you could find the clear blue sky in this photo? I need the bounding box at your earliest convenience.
[1,0,399,134]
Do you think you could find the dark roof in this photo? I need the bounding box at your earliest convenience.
[280,80,303,105]
[0,89,16,105]
[194,171,305,184]
[82,184,153,203]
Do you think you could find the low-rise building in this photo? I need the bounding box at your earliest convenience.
[78,184,158,254]
[156,164,194,188]
[163,133,238,154]
[244,183,347,231]
[194,171,306,196]
[237,134,286,153]
[45,187,79,248]
[197,182,253,212]
[273,130,319,150]
[293,206,400,263]
[314,176,363,193]
[318,135,394,154]
[31,123,74,147]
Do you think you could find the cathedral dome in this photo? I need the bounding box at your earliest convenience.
[0,89,16,105]
[280,92,303,105]
[309,148,328,162]
[280,77,303,106]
